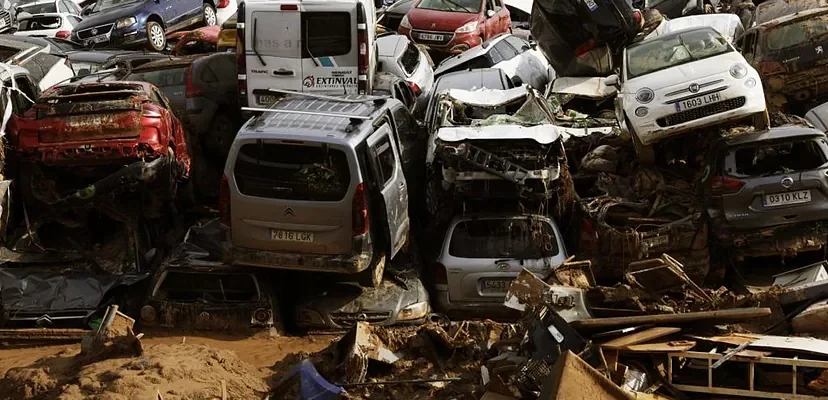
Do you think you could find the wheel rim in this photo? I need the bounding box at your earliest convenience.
[150,25,164,49]
[205,6,217,25]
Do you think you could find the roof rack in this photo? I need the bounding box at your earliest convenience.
[262,88,390,105]
[241,107,371,121]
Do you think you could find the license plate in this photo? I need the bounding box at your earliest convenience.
[675,92,722,112]
[642,235,669,250]
[270,229,314,242]
[764,190,811,207]
[257,95,277,106]
[481,279,512,293]
[417,33,443,41]
[85,35,108,46]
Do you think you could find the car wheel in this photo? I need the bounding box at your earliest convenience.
[203,3,218,26]
[146,21,166,52]
[628,118,655,165]
[358,254,386,288]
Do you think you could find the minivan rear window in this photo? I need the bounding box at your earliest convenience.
[234,143,351,201]
[448,218,558,259]
[728,138,828,177]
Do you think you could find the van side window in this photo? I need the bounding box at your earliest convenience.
[303,12,352,57]
[392,106,414,138]
[505,36,531,53]
[373,134,396,186]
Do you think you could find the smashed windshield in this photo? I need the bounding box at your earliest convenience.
[417,0,481,13]
[730,138,827,177]
[764,15,828,51]
[626,29,732,78]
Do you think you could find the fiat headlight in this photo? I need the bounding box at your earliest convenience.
[456,21,479,34]
[115,17,137,29]
[635,87,654,104]
[397,301,429,321]
[730,63,748,79]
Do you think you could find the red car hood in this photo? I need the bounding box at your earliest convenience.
[406,8,479,31]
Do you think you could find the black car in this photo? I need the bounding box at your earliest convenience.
[378,0,415,32]
[634,0,719,19]
[71,0,219,51]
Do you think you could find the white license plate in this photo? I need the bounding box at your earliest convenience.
[270,229,314,242]
[417,33,443,41]
[764,190,811,207]
[675,92,723,112]
[642,235,669,249]
[85,35,108,45]
[257,95,277,106]
[481,279,512,293]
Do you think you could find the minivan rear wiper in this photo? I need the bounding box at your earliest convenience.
[252,19,266,66]
[304,24,319,67]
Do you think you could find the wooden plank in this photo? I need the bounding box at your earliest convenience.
[0,328,89,341]
[571,308,772,330]
[625,341,696,353]
[687,335,756,346]
[601,327,682,350]
[671,384,823,400]
[669,352,828,369]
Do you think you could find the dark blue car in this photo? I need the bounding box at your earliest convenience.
[70,0,218,51]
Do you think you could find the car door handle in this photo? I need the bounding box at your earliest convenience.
[272,69,294,76]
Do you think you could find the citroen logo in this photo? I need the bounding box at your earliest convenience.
[496,263,510,271]
[284,207,295,216]
[91,28,97,35]
[781,176,794,189]
[689,83,700,93]
[36,315,53,327]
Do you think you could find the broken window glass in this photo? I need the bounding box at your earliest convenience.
[448,218,559,259]
[729,138,828,177]
[626,29,732,78]
[234,143,351,201]
[763,15,828,51]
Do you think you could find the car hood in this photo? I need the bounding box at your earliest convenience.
[406,7,478,31]
[74,1,145,30]
[624,51,748,93]
[298,275,425,315]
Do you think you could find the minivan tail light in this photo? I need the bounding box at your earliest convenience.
[352,182,369,236]
[280,4,298,10]
[217,0,229,8]
[434,262,448,285]
[575,39,595,58]
[407,81,421,96]
[220,174,231,227]
[141,105,162,118]
[56,30,70,39]
[711,176,745,195]
[356,3,368,95]
[237,1,248,107]
[185,64,200,98]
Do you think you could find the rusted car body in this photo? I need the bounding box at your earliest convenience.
[739,7,828,113]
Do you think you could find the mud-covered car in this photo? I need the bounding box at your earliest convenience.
[425,86,574,224]
[295,271,430,330]
[738,7,828,113]
[701,125,828,260]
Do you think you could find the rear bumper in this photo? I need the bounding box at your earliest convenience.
[295,310,427,330]
[227,245,373,274]
[714,220,828,257]
[433,290,520,320]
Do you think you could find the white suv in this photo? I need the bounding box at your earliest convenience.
[608,26,768,163]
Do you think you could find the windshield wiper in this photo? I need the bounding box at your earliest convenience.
[252,19,266,66]
[443,0,474,13]
[305,24,319,67]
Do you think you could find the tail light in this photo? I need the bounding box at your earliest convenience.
[219,174,232,227]
[575,39,595,58]
[56,30,70,39]
[352,182,369,236]
[434,262,448,285]
[579,219,599,252]
[141,104,162,118]
[280,4,298,10]
[217,0,229,7]
[758,61,786,76]
[185,64,200,98]
[407,81,421,96]
[237,1,248,107]
[711,176,745,195]
[356,3,368,95]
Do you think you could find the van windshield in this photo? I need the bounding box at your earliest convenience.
[448,218,558,259]
[626,29,731,79]
[417,0,481,13]
[763,15,828,51]
[234,143,351,201]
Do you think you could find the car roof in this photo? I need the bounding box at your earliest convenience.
[240,95,393,146]
[723,125,826,146]
[0,35,67,56]
[434,34,512,75]
[754,0,828,26]
[755,5,828,28]
[43,80,154,97]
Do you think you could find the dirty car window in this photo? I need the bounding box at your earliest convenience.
[764,15,828,51]
[729,139,828,177]
[126,67,188,89]
[18,16,62,31]
[449,219,558,259]
[400,42,420,75]
[157,272,259,302]
[234,143,351,201]
[627,29,731,79]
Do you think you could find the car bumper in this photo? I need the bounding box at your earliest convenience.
[714,220,828,257]
[400,27,481,54]
[227,245,374,274]
[142,300,275,330]
[628,76,766,146]
[433,290,521,320]
[295,308,428,330]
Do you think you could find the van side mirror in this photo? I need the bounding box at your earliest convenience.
[605,74,619,88]
[510,75,523,87]
[486,9,496,17]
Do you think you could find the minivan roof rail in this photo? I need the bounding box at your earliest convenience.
[242,107,371,121]
[263,88,390,104]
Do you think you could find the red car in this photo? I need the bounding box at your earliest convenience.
[399,0,511,55]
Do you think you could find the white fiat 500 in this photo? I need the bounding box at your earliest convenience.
[608,26,768,163]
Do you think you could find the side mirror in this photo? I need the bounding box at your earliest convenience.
[486,9,496,17]
[510,75,523,87]
[605,74,619,88]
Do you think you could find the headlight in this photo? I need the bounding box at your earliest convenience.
[115,17,137,29]
[730,63,748,79]
[295,307,326,326]
[745,77,757,88]
[635,107,649,117]
[397,301,429,321]
[635,88,654,104]
[456,20,478,34]
[399,14,411,29]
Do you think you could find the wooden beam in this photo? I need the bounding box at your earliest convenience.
[572,308,772,330]
[600,327,681,350]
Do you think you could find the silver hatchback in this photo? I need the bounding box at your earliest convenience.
[433,213,569,318]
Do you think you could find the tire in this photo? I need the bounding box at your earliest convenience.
[357,254,386,288]
[202,3,218,26]
[146,21,166,52]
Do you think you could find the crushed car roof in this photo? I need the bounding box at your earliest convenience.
[42,81,152,97]
[443,86,533,106]
[132,54,205,70]
[723,126,826,146]
[437,124,561,144]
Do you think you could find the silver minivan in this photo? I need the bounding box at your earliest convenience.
[221,93,413,287]
[433,213,568,318]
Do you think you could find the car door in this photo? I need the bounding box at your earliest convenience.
[483,0,498,39]
[367,120,409,259]
[179,0,202,24]
[495,0,509,33]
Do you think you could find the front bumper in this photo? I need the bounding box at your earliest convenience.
[227,245,373,274]
[628,75,766,146]
[433,290,521,320]
[142,300,275,330]
[402,27,480,54]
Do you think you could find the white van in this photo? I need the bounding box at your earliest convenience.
[237,0,379,107]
